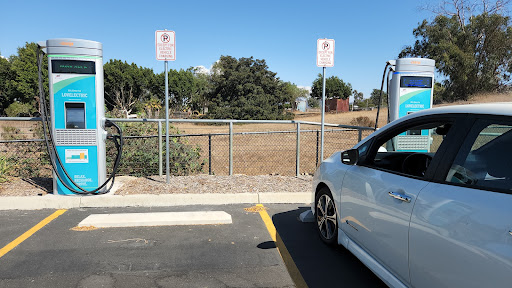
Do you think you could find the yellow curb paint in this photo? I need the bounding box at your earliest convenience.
[256,204,308,288]
[0,209,67,259]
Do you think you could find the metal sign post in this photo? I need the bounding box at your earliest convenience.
[317,39,335,162]
[156,30,176,183]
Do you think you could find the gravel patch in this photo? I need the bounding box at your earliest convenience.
[0,175,313,196]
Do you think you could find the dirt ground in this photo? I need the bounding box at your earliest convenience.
[0,174,313,197]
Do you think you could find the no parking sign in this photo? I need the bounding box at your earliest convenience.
[155,30,175,61]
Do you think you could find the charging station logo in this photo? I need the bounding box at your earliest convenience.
[65,149,89,163]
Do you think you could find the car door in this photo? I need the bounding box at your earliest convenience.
[410,116,512,288]
[340,115,464,286]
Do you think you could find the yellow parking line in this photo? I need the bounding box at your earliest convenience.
[0,209,67,259]
[256,204,308,288]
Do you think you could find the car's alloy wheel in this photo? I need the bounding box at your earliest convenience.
[315,188,337,245]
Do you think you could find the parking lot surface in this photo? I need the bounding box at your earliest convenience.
[0,204,385,288]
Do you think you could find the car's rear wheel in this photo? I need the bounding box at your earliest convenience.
[315,187,338,245]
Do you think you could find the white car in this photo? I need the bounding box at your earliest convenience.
[312,103,512,288]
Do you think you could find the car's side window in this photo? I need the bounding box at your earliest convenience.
[366,121,453,178]
[445,120,512,192]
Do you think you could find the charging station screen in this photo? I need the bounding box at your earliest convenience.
[400,76,432,88]
[65,102,85,129]
[52,60,95,74]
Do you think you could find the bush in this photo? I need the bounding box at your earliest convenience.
[350,116,375,128]
[5,102,37,117]
[0,154,12,183]
[2,122,205,179]
[107,122,205,176]
[1,125,51,178]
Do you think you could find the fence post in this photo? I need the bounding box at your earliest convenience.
[296,122,300,177]
[229,121,233,176]
[316,130,319,167]
[358,129,363,142]
[208,134,212,175]
[158,120,162,177]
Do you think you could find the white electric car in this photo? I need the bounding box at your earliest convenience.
[312,103,512,288]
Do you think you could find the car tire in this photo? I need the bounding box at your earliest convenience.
[315,187,338,246]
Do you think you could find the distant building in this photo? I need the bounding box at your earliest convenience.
[295,97,307,112]
[325,98,349,113]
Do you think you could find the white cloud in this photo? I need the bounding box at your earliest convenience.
[192,65,210,75]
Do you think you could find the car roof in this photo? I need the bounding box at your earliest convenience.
[417,102,512,117]
[392,102,512,125]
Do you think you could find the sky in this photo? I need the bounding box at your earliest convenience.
[0,0,437,101]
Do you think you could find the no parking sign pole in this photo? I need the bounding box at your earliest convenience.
[156,30,176,183]
[317,39,334,162]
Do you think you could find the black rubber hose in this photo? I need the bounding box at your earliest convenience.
[386,67,393,124]
[374,63,391,130]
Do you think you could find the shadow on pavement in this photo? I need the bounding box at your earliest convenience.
[272,206,387,288]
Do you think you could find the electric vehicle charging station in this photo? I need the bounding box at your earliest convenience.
[388,58,435,152]
[37,39,119,195]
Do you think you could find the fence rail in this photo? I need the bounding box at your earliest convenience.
[0,117,374,178]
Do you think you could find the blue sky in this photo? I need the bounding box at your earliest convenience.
[0,0,435,100]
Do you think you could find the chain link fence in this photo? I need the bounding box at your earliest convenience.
[0,118,374,179]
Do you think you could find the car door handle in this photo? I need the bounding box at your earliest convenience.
[388,191,411,203]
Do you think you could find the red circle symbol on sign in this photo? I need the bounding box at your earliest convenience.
[322,41,330,50]
[161,34,171,43]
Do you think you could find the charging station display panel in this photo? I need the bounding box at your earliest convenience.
[50,58,99,193]
[397,75,434,152]
[52,60,96,74]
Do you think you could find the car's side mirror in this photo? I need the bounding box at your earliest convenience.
[341,149,359,165]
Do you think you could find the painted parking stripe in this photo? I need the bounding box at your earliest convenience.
[0,209,67,259]
[256,204,308,288]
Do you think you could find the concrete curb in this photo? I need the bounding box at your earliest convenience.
[0,192,311,210]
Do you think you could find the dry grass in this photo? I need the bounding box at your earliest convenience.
[170,92,511,176]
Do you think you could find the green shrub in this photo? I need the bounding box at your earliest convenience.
[107,122,205,176]
[0,155,12,183]
[5,102,37,117]
[2,122,205,179]
[1,125,51,178]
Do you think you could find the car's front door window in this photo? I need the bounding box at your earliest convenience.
[368,121,453,178]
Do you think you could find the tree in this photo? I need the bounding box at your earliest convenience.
[104,60,156,118]
[282,82,309,110]
[352,90,364,107]
[168,69,196,112]
[206,56,292,120]
[370,89,388,107]
[5,42,48,116]
[400,0,512,102]
[307,97,320,108]
[0,54,13,115]
[311,74,352,100]
[189,67,212,114]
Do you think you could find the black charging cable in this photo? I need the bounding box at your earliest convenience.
[374,62,391,130]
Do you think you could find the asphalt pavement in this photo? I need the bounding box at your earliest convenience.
[0,204,386,288]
